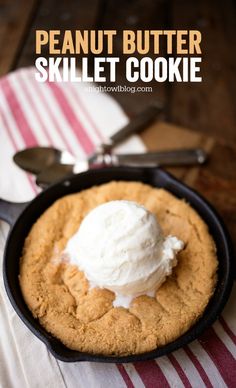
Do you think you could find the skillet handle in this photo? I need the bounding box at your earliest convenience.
[0,198,29,226]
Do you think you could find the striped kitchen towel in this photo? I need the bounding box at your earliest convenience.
[0,67,235,388]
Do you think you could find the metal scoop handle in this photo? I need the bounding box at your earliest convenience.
[110,148,207,167]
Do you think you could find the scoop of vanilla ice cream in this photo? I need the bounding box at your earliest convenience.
[65,200,184,306]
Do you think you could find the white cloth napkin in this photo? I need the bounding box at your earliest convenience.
[0,67,145,388]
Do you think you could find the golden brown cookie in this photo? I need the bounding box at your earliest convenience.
[19,181,218,356]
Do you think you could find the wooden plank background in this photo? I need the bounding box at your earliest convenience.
[1,0,234,143]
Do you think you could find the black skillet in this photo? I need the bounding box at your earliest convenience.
[0,167,234,363]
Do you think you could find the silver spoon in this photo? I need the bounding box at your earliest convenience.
[14,105,162,175]
[36,148,207,189]
[14,147,76,175]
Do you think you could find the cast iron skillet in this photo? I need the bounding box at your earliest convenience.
[0,167,234,363]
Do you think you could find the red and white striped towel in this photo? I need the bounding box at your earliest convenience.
[0,67,235,388]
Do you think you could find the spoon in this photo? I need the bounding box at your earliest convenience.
[14,105,162,175]
[36,148,207,188]
[14,147,76,175]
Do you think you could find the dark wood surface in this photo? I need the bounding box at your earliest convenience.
[1,0,235,143]
[0,0,236,246]
[142,121,236,248]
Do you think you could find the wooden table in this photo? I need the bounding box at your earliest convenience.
[141,121,236,251]
[0,0,236,248]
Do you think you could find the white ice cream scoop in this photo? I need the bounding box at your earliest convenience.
[65,200,184,307]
